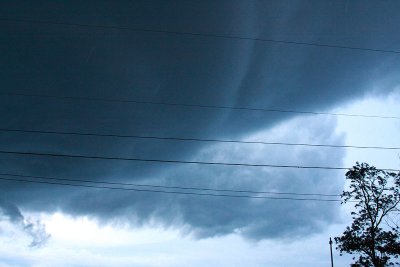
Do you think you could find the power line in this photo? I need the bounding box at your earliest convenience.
[1,149,399,172]
[0,127,399,150]
[1,17,400,55]
[0,172,340,197]
[0,176,340,202]
[0,149,347,170]
[2,92,400,120]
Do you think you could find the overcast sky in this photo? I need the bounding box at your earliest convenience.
[0,1,400,266]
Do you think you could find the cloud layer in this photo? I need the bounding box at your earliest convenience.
[0,1,399,241]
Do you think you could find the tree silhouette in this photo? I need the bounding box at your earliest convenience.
[335,162,400,266]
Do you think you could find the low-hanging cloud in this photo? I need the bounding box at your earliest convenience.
[61,115,346,240]
[0,0,399,242]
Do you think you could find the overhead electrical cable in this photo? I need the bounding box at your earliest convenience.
[1,17,400,55]
[0,127,398,150]
[1,92,399,120]
[0,176,340,202]
[1,149,399,172]
[0,172,340,197]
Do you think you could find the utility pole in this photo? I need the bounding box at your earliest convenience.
[329,237,334,267]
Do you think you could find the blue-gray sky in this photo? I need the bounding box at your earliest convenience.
[0,1,400,266]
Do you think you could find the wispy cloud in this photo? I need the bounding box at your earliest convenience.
[0,200,50,247]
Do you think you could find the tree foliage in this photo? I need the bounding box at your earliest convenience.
[335,162,400,267]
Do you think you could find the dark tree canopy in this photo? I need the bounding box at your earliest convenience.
[335,162,400,267]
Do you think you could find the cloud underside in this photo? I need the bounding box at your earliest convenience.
[2,116,345,240]
[0,1,399,240]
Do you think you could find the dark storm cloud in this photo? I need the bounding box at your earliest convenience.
[0,1,399,239]
[0,200,23,223]
[62,116,345,239]
[175,117,345,239]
